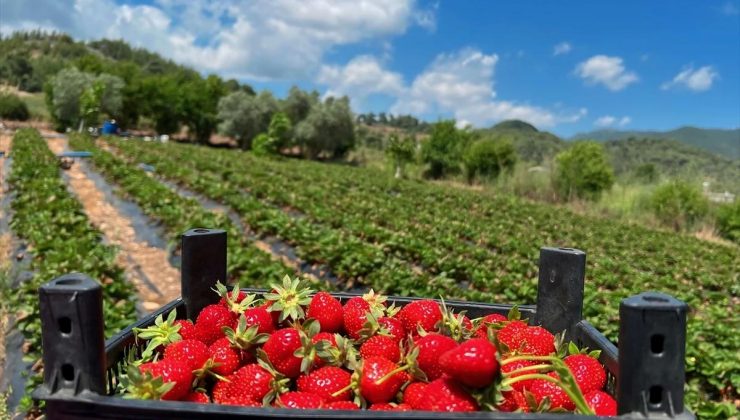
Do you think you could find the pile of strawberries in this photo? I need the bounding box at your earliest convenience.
[123,276,617,415]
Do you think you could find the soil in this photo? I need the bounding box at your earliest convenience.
[46,137,180,312]
[0,130,11,383]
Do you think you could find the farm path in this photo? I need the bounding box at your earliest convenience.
[0,130,13,385]
[46,137,180,312]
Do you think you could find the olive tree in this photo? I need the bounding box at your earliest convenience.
[294,96,355,159]
[217,90,278,149]
[554,141,615,200]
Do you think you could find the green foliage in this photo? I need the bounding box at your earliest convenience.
[649,181,709,231]
[463,137,517,183]
[385,134,416,178]
[715,201,740,243]
[421,120,472,179]
[633,163,658,183]
[294,96,355,159]
[282,86,319,125]
[267,112,293,149]
[0,92,30,120]
[555,141,615,200]
[47,68,123,130]
[252,133,278,156]
[217,90,278,149]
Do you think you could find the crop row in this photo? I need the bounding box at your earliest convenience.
[7,129,138,407]
[107,138,738,418]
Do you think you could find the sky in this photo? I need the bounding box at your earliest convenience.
[1,0,739,136]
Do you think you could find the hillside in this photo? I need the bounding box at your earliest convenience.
[478,120,566,164]
[572,126,740,159]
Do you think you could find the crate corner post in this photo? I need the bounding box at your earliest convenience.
[534,246,586,342]
[181,228,227,320]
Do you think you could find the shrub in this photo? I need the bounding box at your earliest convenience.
[385,134,416,179]
[554,141,614,200]
[421,120,472,179]
[463,137,517,183]
[715,201,740,243]
[252,133,279,156]
[0,93,30,121]
[649,181,709,231]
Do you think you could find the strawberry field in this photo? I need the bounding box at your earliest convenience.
[1,129,737,418]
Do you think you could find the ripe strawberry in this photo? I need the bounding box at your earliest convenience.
[496,320,528,353]
[275,391,323,409]
[414,333,458,381]
[195,304,236,345]
[359,356,409,404]
[584,390,617,416]
[474,313,507,338]
[243,306,276,334]
[262,327,305,378]
[324,401,360,410]
[417,377,478,412]
[214,282,253,314]
[260,301,280,327]
[173,320,198,341]
[223,363,286,404]
[439,337,498,388]
[312,331,337,346]
[183,391,209,403]
[501,359,538,392]
[397,299,442,335]
[518,326,555,356]
[211,375,232,404]
[296,366,352,402]
[496,390,529,412]
[133,310,182,358]
[307,291,344,333]
[223,313,270,361]
[369,403,412,411]
[311,332,337,368]
[264,276,313,324]
[564,354,606,394]
[139,359,193,401]
[163,339,209,371]
[378,317,406,342]
[343,296,371,340]
[208,337,241,376]
[528,372,575,410]
[402,381,427,408]
[360,335,401,363]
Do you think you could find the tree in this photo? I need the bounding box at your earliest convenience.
[268,112,293,149]
[463,137,517,183]
[217,90,278,149]
[282,86,318,125]
[649,181,709,231]
[294,96,355,159]
[0,93,30,121]
[386,134,416,179]
[47,67,94,129]
[179,74,228,143]
[554,141,615,200]
[420,120,472,179]
[78,80,104,131]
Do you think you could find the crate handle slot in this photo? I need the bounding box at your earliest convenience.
[181,228,227,320]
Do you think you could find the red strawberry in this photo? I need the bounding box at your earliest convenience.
[360,335,401,363]
[183,391,209,403]
[439,337,498,388]
[307,292,344,333]
[211,376,232,404]
[343,297,371,340]
[223,363,284,404]
[173,320,198,341]
[417,377,478,412]
[262,327,305,378]
[564,354,607,394]
[378,317,406,342]
[208,337,241,376]
[369,403,412,411]
[501,359,538,392]
[311,332,337,368]
[164,339,209,371]
[518,326,555,356]
[402,382,428,408]
[474,313,507,338]
[414,333,458,381]
[397,299,442,335]
[264,276,313,324]
[529,372,575,410]
[275,391,323,409]
[496,390,529,412]
[359,356,409,404]
[296,366,352,402]
[195,304,236,345]
[324,401,360,410]
[584,390,617,416]
[139,359,193,401]
[260,301,280,327]
[244,306,276,334]
[496,320,528,353]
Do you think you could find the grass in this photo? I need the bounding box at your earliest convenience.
[20,92,49,121]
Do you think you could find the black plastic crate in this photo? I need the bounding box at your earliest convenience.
[33,228,694,419]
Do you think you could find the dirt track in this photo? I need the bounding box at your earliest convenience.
[0,130,12,385]
[46,137,180,312]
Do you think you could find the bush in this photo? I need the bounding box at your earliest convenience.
[715,201,740,243]
[252,133,279,156]
[385,134,416,179]
[421,120,472,179]
[554,141,614,200]
[649,181,709,231]
[463,137,517,183]
[0,93,30,120]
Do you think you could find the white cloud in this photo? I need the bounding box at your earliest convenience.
[720,1,739,15]
[575,55,638,91]
[553,42,572,56]
[661,65,719,92]
[594,115,631,128]
[0,0,427,80]
[317,55,404,105]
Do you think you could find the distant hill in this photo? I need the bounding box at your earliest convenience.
[571,127,740,159]
[479,120,566,164]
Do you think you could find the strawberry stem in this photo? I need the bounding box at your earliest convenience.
[501,365,594,415]
[501,363,552,376]
[330,383,353,398]
[374,365,410,385]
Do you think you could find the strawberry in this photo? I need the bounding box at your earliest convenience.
[260,301,280,327]
[223,313,270,361]
[360,335,401,363]
[402,381,427,408]
[397,299,442,335]
[315,334,357,370]
[243,306,276,334]
[208,337,242,376]
[312,332,337,346]
[262,327,307,378]
[307,291,344,333]
[501,359,538,392]
[418,377,478,412]
[474,313,507,338]
[496,390,529,412]
[518,326,555,356]
[183,391,209,403]
[496,320,528,353]
[359,356,409,404]
[378,317,406,342]
[133,310,183,358]
[439,337,498,388]
[211,375,232,404]
[213,282,255,315]
[275,391,323,409]
[311,332,337,368]
[264,275,313,324]
[173,320,198,341]
[324,401,360,410]
[564,354,606,394]
[343,297,371,340]
[163,339,209,371]
[136,359,193,401]
[528,372,575,411]
[297,366,352,402]
[369,403,412,411]
[584,390,617,416]
[195,304,236,345]
[222,363,287,404]
[414,332,458,381]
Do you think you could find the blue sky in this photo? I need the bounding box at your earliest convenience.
[2,0,739,136]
